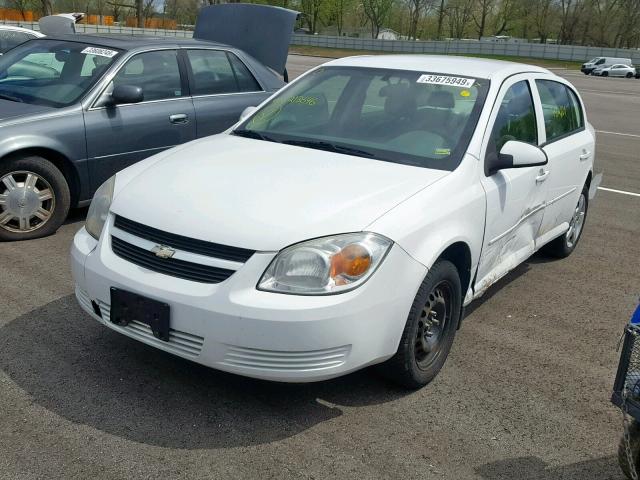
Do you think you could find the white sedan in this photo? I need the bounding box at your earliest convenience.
[0,25,43,54]
[71,55,595,388]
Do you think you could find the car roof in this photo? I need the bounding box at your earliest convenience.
[41,33,229,51]
[0,25,44,36]
[324,54,552,80]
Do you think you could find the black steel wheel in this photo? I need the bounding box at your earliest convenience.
[380,259,462,389]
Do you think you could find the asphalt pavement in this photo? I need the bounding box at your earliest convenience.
[0,55,639,480]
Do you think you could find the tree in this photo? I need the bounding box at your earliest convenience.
[300,0,326,33]
[8,0,32,20]
[447,0,473,38]
[406,0,431,39]
[436,0,447,38]
[472,0,495,39]
[362,0,395,38]
[40,0,53,15]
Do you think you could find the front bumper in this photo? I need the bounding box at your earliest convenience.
[70,221,427,382]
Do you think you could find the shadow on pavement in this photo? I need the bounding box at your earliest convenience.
[0,294,410,449]
[476,455,622,480]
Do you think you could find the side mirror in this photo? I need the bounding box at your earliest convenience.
[486,140,547,176]
[239,106,257,122]
[109,85,144,106]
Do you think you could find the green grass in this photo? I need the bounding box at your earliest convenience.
[289,45,582,70]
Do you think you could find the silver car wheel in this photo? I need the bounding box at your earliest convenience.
[565,193,586,249]
[0,170,55,233]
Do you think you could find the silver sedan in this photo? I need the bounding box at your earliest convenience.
[592,64,636,77]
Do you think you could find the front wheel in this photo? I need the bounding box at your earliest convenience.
[627,72,634,78]
[541,185,588,258]
[380,260,462,389]
[0,156,70,241]
[603,71,609,77]
[618,420,640,479]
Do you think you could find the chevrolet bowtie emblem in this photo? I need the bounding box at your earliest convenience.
[151,245,176,259]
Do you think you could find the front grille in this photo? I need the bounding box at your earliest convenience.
[613,324,640,418]
[97,300,204,357]
[114,215,254,263]
[221,345,351,372]
[111,236,234,284]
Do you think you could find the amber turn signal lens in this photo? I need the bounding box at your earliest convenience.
[330,243,372,281]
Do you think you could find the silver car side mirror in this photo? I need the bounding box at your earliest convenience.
[239,106,257,122]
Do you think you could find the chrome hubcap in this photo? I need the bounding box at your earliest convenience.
[565,193,586,248]
[415,282,451,369]
[0,171,55,233]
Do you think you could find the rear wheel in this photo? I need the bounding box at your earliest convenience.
[380,260,462,389]
[541,185,588,258]
[0,156,70,241]
[627,72,634,78]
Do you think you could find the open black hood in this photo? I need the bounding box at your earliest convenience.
[194,4,298,76]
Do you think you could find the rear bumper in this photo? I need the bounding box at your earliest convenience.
[71,222,427,382]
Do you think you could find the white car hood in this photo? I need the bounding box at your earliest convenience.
[111,134,449,251]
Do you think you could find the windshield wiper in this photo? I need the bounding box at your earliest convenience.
[282,139,375,158]
[232,129,278,143]
[0,93,23,103]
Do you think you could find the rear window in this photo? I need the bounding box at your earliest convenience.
[536,80,584,142]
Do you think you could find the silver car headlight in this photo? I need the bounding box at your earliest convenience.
[85,175,115,240]
[258,233,392,295]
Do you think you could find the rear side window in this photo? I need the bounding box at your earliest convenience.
[490,80,538,151]
[187,49,261,95]
[535,80,584,142]
[113,50,183,102]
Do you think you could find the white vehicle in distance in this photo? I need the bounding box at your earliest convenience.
[592,64,636,78]
[0,25,43,54]
[71,56,595,388]
[581,56,632,75]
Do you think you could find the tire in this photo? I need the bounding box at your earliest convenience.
[379,259,462,389]
[0,156,70,241]
[541,185,589,258]
[627,72,634,78]
[618,420,640,479]
[603,71,609,77]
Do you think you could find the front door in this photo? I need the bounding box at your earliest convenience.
[475,76,550,295]
[84,49,196,191]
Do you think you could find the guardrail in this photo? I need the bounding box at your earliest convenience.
[3,20,639,64]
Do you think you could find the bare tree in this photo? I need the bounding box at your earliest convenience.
[447,0,473,38]
[300,0,326,34]
[8,0,32,19]
[472,0,495,39]
[362,0,395,38]
[406,0,432,39]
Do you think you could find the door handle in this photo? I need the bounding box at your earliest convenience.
[536,169,550,183]
[579,150,591,161]
[169,113,188,124]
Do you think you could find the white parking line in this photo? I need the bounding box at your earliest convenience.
[598,187,640,197]
[596,130,640,138]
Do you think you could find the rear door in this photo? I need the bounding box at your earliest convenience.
[84,49,196,190]
[533,78,593,247]
[183,48,269,137]
[475,75,550,295]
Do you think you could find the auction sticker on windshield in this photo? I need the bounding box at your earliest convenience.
[81,47,118,58]
[417,74,475,88]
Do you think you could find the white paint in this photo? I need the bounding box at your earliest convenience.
[598,186,640,197]
[596,130,640,139]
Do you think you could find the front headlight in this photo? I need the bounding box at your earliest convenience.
[85,175,115,240]
[258,233,392,295]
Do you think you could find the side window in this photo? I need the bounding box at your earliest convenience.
[596,59,605,65]
[228,52,261,92]
[112,50,182,102]
[187,49,237,95]
[490,80,537,152]
[186,50,262,95]
[80,54,112,78]
[535,80,583,142]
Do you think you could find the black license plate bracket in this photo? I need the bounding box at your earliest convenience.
[110,287,170,342]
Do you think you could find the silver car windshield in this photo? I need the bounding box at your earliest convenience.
[0,39,121,108]
[235,66,490,170]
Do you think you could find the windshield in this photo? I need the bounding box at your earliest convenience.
[236,66,489,170]
[0,39,121,108]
